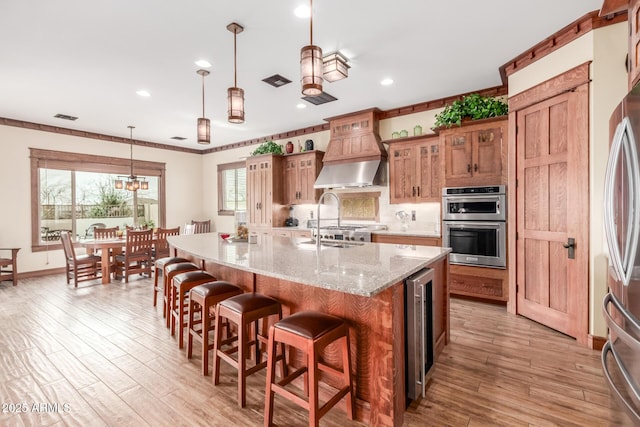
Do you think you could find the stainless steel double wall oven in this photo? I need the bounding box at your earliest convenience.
[442,185,507,268]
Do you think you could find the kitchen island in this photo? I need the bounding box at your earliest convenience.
[168,233,450,427]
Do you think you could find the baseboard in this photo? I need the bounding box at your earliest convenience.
[19,267,66,280]
[588,334,607,351]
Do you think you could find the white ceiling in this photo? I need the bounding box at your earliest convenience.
[0,0,604,150]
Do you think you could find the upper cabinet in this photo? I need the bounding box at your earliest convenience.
[439,117,508,187]
[246,154,285,228]
[283,151,324,205]
[388,136,441,203]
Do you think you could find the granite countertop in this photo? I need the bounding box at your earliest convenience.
[168,233,450,297]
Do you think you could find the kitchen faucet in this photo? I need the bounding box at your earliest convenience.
[316,191,341,247]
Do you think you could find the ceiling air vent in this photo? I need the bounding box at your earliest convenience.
[262,74,292,88]
[302,92,337,106]
[54,113,78,121]
[170,136,187,141]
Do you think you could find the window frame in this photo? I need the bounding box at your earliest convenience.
[217,161,246,216]
[30,148,166,251]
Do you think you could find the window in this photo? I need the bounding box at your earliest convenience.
[218,161,246,215]
[30,148,166,250]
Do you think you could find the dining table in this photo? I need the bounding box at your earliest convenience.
[79,238,126,284]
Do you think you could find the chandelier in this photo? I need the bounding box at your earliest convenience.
[227,22,245,124]
[114,126,148,191]
[300,0,323,96]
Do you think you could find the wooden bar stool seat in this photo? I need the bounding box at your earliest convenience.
[213,293,286,407]
[163,262,200,327]
[153,256,189,312]
[186,280,243,375]
[264,311,354,427]
[171,270,217,349]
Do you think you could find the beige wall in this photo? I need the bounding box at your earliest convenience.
[508,22,628,337]
[0,125,203,274]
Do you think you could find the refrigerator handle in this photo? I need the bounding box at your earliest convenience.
[603,117,640,287]
[603,120,625,282]
[603,293,640,352]
[602,342,640,422]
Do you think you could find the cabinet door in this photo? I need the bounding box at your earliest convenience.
[258,160,272,227]
[444,132,473,181]
[298,157,314,203]
[390,145,416,203]
[284,159,298,205]
[472,127,502,180]
[417,141,441,201]
[246,161,260,227]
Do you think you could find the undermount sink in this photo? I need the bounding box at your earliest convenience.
[298,240,365,249]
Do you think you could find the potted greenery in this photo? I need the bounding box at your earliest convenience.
[251,140,283,156]
[432,93,508,129]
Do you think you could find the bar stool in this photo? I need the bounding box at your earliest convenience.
[186,280,243,375]
[264,311,354,427]
[153,256,189,312]
[213,293,286,407]
[163,262,200,328]
[171,270,217,349]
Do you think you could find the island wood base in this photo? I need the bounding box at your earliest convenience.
[175,249,449,427]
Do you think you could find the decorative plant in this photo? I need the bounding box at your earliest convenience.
[433,93,508,129]
[251,140,283,156]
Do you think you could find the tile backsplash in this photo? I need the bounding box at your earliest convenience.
[289,186,441,235]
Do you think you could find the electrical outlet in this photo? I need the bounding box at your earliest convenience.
[411,210,416,221]
[309,210,314,219]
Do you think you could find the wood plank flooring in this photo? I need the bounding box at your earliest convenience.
[0,274,635,426]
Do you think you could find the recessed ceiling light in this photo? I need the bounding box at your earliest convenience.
[136,90,151,97]
[296,103,306,109]
[294,5,310,18]
[195,59,211,68]
[380,78,394,86]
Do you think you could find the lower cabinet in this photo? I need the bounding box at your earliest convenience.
[449,264,508,303]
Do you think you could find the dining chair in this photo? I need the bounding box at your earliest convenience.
[94,226,119,239]
[60,231,101,287]
[0,247,20,286]
[191,219,211,234]
[153,226,180,260]
[114,228,153,283]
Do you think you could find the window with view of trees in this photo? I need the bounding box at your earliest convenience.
[31,148,166,250]
[218,161,246,215]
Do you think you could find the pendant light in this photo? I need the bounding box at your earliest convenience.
[300,0,323,96]
[114,126,148,192]
[197,69,211,144]
[227,22,245,124]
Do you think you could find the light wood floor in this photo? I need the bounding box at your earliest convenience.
[0,274,634,426]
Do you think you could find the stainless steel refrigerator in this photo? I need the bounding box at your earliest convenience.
[602,86,640,424]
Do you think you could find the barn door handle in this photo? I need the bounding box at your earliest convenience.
[563,238,576,259]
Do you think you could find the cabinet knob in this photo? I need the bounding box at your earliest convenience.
[474,163,478,172]
[467,164,471,173]
[417,186,421,197]
[412,186,416,197]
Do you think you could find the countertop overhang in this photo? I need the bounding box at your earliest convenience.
[168,233,450,297]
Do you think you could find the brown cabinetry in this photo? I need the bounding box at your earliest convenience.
[449,264,508,303]
[388,136,441,203]
[630,0,640,88]
[246,154,286,228]
[283,151,324,205]
[440,118,507,187]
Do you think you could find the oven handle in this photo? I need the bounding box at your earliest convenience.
[443,221,505,229]
[443,195,503,204]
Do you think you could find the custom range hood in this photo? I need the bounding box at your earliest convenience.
[314,108,388,189]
